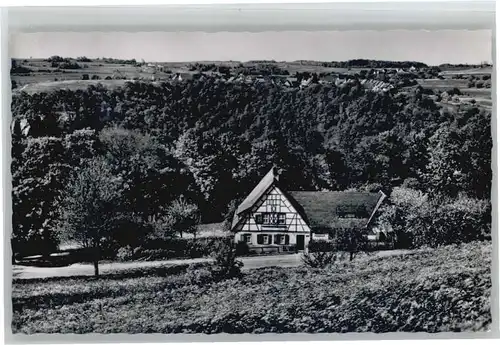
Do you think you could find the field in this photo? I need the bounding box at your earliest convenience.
[417,78,469,90]
[12,241,491,334]
[416,75,492,110]
[11,59,184,90]
[439,66,493,76]
[16,79,135,94]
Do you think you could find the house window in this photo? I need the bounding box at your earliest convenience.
[258,234,272,245]
[267,195,280,212]
[242,234,252,244]
[263,213,270,224]
[267,195,279,206]
[278,213,286,224]
[263,235,270,244]
[255,214,263,224]
[262,213,286,226]
[274,234,290,245]
[336,205,367,218]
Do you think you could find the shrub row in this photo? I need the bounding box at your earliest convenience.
[17,236,236,267]
[115,236,231,261]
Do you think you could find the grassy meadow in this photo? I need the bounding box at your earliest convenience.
[12,241,491,334]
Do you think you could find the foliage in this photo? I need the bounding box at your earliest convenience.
[99,127,193,223]
[54,61,82,70]
[116,245,134,262]
[12,241,491,334]
[235,240,251,257]
[307,240,336,253]
[308,227,369,262]
[302,250,337,269]
[11,63,32,75]
[57,157,122,275]
[113,236,227,261]
[210,237,243,280]
[165,197,201,238]
[97,57,138,65]
[11,137,70,257]
[46,56,69,63]
[10,72,491,255]
[76,56,92,62]
[332,228,370,260]
[378,187,491,248]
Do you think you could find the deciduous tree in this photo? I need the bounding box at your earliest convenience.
[58,157,121,276]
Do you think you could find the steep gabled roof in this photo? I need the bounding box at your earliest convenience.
[288,191,386,230]
[231,167,279,229]
[236,167,277,215]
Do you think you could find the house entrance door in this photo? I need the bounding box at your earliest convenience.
[296,235,305,250]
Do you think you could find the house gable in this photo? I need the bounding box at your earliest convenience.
[233,184,311,233]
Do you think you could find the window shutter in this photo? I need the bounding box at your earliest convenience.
[268,236,272,244]
[257,234,264,244]
[285,235,290,245]
[274,234,280,244]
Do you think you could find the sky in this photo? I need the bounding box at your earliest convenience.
[10,30,492,65]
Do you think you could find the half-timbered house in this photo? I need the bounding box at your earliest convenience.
[231,167,387,252]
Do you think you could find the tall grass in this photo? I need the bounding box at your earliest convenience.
[12,241,491,334]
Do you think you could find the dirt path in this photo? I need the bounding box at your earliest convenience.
[12,250,411,280]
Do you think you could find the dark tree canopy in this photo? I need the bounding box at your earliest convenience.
[10,75,491,256]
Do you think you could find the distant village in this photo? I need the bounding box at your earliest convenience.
[135,63,435,94]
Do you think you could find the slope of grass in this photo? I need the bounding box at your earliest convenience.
[439,67,493,75]
[12,241,491,334]
[15,80,135,94]
[417,78,469,90]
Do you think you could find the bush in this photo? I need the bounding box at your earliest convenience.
[447,87,462,96]
[47,55,68,63]
[185,240,205,259]
[308,240,335,253]
[332,228,369,260]
[133,248,178,261]
[302,250,337,269]
[185,264,214,285]
[60,62,81,69]
[11,65,32,74]
[210,238,243,280]
[235,240,250,256]
[116,245,134,261]
[116,236,227,261]
[76,56,92,62]
[110,216,153,249]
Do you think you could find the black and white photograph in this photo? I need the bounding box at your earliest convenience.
[3,2,496,339]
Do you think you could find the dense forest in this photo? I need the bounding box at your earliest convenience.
[11,75,492,257]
